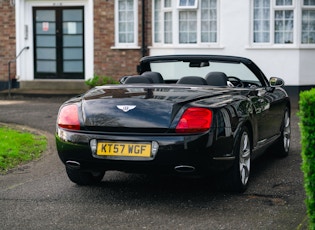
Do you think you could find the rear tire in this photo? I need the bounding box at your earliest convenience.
[66,167,105,185]
[221,126,251,193]
[274,108,290,158]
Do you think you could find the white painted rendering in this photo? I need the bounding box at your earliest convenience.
[149,0,315,86]
[15,0,94,81]
[299,50,315,85]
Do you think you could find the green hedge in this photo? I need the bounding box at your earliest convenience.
[299,88,315,229]
[85,75,119,88]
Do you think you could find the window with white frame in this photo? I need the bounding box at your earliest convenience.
[153,0,217,45]
[253,0,294,44]
[253,0,270,43]
[178,0,198,9]
[115,0,138,47]
[253,0,315,45]
[302,0,315,44]
[274,0,294,44]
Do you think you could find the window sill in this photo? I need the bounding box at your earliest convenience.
[149,45,225,49]
[246,45,315,50]
[111,46,141,50]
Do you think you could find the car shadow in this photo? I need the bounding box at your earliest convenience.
[70,153,286,205]
[67,131,301,206]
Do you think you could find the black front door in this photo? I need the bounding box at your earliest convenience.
[33,7,84,79]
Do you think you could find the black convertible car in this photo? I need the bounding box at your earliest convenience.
[56,55,291,192]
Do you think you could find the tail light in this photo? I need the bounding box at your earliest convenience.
[57,104,80,130]
[176,107,212,133]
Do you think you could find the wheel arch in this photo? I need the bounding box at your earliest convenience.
[233,119,254,154]
[243,120,254,149]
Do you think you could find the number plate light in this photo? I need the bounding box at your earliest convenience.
[152,141,159,155]
[90,139,97,154]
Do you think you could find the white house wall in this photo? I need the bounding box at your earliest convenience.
[246,50,300,86]
[300,50,315,86]
[150,0,315,87]
[15,0,94,81]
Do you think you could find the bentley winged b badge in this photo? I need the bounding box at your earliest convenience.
[116,105,136,112]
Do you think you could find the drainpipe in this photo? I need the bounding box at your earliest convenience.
[141,0,146,57]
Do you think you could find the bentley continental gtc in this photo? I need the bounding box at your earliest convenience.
[56,55,291,192]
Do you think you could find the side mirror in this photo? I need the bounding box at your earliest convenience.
[269,77,285,87]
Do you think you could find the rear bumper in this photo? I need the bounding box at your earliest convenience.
[56,128,235,175]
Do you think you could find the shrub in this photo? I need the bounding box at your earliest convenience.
[299,88,315,229]
[85,75,119,88]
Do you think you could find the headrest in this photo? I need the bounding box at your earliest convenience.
[177,76,208,85]
[124,75,153,84]
[205,72,228,86]
[141,71,164,83]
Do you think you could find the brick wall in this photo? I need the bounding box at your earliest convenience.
[0,1,16,81]
[0,0,153,82]
[93,0,152,81]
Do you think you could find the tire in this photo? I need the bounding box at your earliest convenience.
[66,167,105,185]
[222,126,251,193]
[274,108,291,158]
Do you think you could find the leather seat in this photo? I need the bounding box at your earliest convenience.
[141,71,164,83]
[124,75,153,84]
[176,76,208,85]
[205,72,228,86]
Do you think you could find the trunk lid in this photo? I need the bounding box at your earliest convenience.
[81,85,241,132]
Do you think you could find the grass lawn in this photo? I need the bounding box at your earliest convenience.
[0,126,47,173]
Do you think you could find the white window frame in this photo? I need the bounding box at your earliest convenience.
[152,0,219,47]
[251,0,298,48]
[113,0,139,49]
[274,0,295,44]
[301,0,315,46]
[177,0,198,9]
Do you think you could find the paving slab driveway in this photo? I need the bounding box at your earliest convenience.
[0,97,307,230]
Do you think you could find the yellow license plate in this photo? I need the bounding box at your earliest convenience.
[96,141,152,157]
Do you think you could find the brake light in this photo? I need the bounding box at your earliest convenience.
[57,104,80,130]
[176,107,212,133]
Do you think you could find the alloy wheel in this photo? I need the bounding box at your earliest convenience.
[283,110,291,152]
[239,131,251,186]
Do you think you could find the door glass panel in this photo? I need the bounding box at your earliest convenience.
[36,22,56,34]
[36,35,56,46]
[64,61,83,72]
[63,22,83,34]
[36,10,55,21]
[63,9,83,21]
[63,35,82,46]
[36,61,56,72]
[63,48,83,59]
[36,48,56,59]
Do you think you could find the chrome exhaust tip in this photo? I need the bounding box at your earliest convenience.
[174,165,195,173]
[66,160,81,170]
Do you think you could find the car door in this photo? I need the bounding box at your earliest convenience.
[250,87,284,143]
